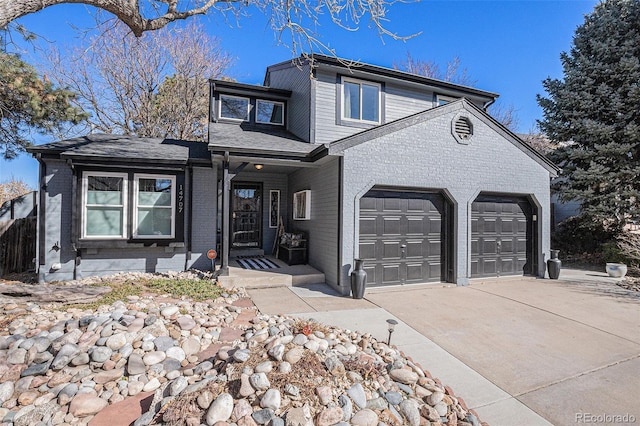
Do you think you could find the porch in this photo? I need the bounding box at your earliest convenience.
[216,254,325,289]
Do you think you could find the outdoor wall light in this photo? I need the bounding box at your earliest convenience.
[254,164,264,170]
[386,319,398,345]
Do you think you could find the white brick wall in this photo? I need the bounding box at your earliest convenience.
[337,104,552,290]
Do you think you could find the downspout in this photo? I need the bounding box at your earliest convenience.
[67,159,79,280]
[220,152,231,276]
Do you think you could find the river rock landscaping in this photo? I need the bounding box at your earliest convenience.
[0,273,484,426]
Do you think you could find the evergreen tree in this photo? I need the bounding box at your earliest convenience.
[538,0,640,233]
[0,52,87,159]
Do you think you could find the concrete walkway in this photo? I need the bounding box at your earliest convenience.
[247,269,640,426]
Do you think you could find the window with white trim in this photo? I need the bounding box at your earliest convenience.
[219,95,249,121]
[342,77,380,123]
[133,174,176,238]
[256,99,284,125]
[83,172,127,238]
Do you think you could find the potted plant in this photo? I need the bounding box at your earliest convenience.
[603,242,627,278]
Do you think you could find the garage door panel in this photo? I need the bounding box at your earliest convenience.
[482,238,497,255]
[428,239,441,257]
[407,199,424,211]
[360,197,377,211]
[383,264,401,283]
[406,240,423,258]
[500,218,514,233]
[501,239,514,253]
[406,263,424,281]
[383,217,401,235]
[383,241,401,259]
[383,198,401,211]
[407,217,424,234]
[360,191,446,286]
[359,217,377,236]
[428,217,442,233]
[359,241,376,260]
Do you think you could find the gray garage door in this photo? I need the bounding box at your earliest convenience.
[359,190,448,286]
[471,195,533,278]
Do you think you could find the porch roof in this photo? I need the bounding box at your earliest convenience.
[28,134,211,165]
[208,122,326,160]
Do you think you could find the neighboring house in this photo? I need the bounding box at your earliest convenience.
[28,55,559,292]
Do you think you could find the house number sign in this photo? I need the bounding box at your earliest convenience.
[178,184,184,213]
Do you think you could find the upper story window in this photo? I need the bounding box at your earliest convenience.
[256,99,284,125]
[437,94,458,106]
[219,95,249,121]
[83,172,128,239]
[342,77,381,124]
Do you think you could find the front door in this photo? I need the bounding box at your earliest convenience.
[232,182,262,248]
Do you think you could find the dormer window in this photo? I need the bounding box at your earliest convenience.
[342,77,380,124]
[219,95,249,121]
[256,100,284,125]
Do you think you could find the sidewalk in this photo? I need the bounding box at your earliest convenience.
[247,283,553,426]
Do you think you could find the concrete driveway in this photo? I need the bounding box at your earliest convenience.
[248,270,640,425]
[365,274,640,425]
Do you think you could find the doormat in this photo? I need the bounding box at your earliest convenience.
[235,256,280,270]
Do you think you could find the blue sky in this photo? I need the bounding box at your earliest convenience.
[1,0,598,188]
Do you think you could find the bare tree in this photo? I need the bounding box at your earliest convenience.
[487,101,519,133]
[395,52,522,132]
[519,131,559,156]
[47,21,231,140]
[0,177,31,205]
[0,0,413,53]
[394,52,476,86]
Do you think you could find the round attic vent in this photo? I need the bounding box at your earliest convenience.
[451,114,473,144]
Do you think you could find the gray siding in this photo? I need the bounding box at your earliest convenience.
[232,171,288,254]
[314,69,359,144]
[77,248,187,278]
[339,106,552,291]
[40,160,75,282]
[384,82,434,122]
[266,63,312,142]
[188,167,218,270]
[38,161,217,282]
[288,159,340,288]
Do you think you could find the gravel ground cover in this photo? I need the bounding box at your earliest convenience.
[0,272,484,426]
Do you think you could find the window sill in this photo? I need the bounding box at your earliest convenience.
[337,119,380,130]
[76,240,185,249]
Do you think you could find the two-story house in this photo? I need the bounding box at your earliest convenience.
[29,55,558,292]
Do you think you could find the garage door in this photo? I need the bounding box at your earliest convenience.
[359,190,448,286]
[471,195,533,278]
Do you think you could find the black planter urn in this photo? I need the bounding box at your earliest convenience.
[350,259,367,299]
[547,249,561,279]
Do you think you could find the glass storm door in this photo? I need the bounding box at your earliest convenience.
[231,182,262,248]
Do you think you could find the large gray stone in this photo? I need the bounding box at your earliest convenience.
[347,383,366,409]
[90,346,113,363]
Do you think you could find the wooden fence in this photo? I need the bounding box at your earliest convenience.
[0,218,37,275]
